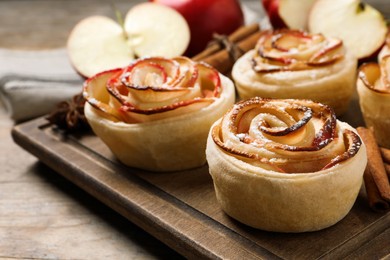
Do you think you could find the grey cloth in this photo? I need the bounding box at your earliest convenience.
[0,48,84,122]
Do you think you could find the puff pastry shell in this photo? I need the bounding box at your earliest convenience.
[206,98,367,232]
[84,57,235,171]
[357,54,390,148]
[232,30,357,115]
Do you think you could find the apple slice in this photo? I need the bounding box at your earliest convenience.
[278,0,316,30]
[308,0,388,60]
[67,3,190,78]
[124,3,190,58]
[262,0,287,29]
[378,34,390,61]
[67,16,135,78]
[262,0,316,30]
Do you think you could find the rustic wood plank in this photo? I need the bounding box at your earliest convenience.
[0,0,186,258]
[78,128,390,258]
[11,117,390,259]
[344,228,390,260]
[0,104,183,259]
[11,119,281,259]
[2,0,390,258]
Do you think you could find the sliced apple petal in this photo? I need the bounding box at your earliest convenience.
[359,63,380,87]
[308,0,388,59]
[378,36,390,61]
[67,16,135,78]
[124,3,190,58]
[83,68,125,121]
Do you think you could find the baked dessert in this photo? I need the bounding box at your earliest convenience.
[83,56,235,171]
[378,33,390,60]
[357,54,390,148]
[231,30,357,115]
[206,98,367,232]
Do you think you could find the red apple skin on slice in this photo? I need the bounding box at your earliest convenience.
[67,16,134,78]
[308,0,388,60]
[262,0,316,30]
[262,0,287,29]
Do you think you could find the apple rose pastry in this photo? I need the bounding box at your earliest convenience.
[206,98,367,232]
[357,55,390,148]
[378,35,390,61]
[231,30,357,115]
[83,56,235,171]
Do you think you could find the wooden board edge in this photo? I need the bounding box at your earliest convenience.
[11,118,281,260]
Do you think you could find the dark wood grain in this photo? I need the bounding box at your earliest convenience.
[0,0,182,258]
[2,0,390,259]
[0,107,184,259]
[12,117,390,259]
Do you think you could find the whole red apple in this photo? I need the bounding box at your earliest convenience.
[151,0,244,56]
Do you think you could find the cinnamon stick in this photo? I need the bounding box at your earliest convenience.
[385,163,390,179]
[193,23,260,61]
[363,166,390,212]
[357,127,390,203]
[381,147,390,179]
[200,31,262,75]
[380,147,390,164]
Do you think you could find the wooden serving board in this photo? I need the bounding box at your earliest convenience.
[12,117,390,259]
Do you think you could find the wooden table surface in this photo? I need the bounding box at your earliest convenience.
[0,0,389,259]
[0,0,186,259]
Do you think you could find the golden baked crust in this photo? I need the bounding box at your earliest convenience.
[83,57,235,171]
[357,55,390,148]
[206,98,367,232]
[232,30,357,115]
[378,34,390,60]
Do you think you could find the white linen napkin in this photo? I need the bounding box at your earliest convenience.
[0,48,84,122]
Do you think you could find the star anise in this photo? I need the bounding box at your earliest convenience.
[46,92,90,132]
